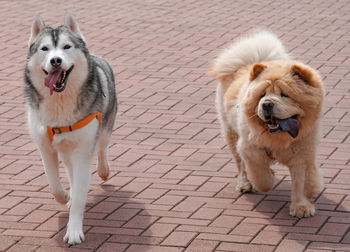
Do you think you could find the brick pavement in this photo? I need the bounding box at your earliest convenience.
[0,0,349,251]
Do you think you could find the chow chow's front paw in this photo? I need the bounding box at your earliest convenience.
[290,200,315,218]
[236,180,255,193]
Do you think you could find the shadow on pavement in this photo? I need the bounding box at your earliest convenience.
[52,184,151,251]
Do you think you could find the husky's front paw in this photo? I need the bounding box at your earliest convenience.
[97,162,110,181]
[53,190,70,205]
[290,200,315,218]
[64,227,85,245]
[98,167,109,181]
[66,189,73,209]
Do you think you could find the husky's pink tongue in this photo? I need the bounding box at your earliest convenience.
[44,70,62,95]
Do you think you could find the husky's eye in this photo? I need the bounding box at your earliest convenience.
[64,45,71,50]
[41,46,48,51]
[281,93,288,98]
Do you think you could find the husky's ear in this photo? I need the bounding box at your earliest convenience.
[64,10,86,42]
[250,64,267,81]
[29,15,45,46]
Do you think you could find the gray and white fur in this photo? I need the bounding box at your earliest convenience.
[24,11,117,244]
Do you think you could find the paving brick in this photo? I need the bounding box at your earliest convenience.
[97,242,129,252]
[108,235,162,245]
[6,244,39,252]
[286,233,341,243]
[197,233,251,243]
[20,210,56,223]
[158,217,210,226]
[255,200,285,213]
[180,176,209,186]
[341,230,350,244]
[252,230,285,245]
[209,215,243,229]
[140,209,190,218]
[136,188,168,200]
[90,227,143,236]
[0,235,21,251]
[184,239,219,252]
[318,222,349,236]
[126,245,183,252]
[308,242,350,251]
[172,198,203,212]
[106,208,140,221]
[3,229,55,238]
[217,242,275,252]
[296,215,328,228]
[36,217,67,231]
[230,223,265,236]
[123,215,159,229]
[161,231,197,247]
[1,0,349,250]
[275,239,309,252]
[153,195,185,206]
[4,203,39,216]
[142,223,177,238]
[191,207,222,220]
[0,196,25,209]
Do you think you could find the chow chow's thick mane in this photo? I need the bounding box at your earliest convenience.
[243,62,324,149]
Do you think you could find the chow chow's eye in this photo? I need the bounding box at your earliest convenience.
[41,46,48,51]
[281,93,288,98]
[64,44,71,50]
[260,93,265,98]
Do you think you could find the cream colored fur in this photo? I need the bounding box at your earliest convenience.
[212,31,324,218]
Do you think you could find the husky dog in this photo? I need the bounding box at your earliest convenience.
[24,11,117,244]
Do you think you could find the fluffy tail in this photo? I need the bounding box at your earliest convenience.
[210,31,290,80]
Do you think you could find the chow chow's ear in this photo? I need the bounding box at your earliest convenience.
[250,64,267,81]
[208,70,233,83]
[208,70,221,79]
[292,64,317,87]
[29,15,45,46]
[64,10,86,42]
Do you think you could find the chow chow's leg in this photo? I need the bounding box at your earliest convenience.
[238,142,274,192]
[288,162,315,218]
[305,162,323,199]
[226,129,253,192]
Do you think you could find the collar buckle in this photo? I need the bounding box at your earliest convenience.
[52,127,62,134]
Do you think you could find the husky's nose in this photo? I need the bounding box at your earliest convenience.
[262,100,274,116]
[50,57,62,68]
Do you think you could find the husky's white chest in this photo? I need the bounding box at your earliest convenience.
[38,90,80,126]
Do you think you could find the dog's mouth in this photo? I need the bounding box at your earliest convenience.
[43,66,74,95]
[266,115,299,138]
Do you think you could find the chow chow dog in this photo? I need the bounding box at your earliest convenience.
[210,31,324,218]
[25,12,117,244]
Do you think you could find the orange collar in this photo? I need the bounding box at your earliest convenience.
[47,112,102,143]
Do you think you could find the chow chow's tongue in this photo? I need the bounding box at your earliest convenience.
[44,70,62,96]
[279,117,299,138]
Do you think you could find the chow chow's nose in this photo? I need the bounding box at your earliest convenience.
[262,100,274,115]
[50,57,62,67]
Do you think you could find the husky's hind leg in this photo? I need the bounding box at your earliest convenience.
[97,129,111,181]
